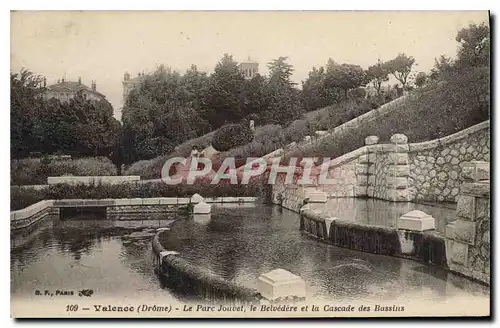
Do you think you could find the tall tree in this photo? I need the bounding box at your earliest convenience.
[267,56,295,87]
[204,54,245,127]
[384,53,415,89]
[366,59,389,96]
[265,57,303,124]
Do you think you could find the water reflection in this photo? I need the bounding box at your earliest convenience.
[11,214,177,301]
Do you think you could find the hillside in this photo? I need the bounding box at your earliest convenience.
[125,65,489,179]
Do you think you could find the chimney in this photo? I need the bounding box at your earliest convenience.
[61,77,65,83]
[91,80,96,91]
[124,72,130,81]
[78,77,82,85]
[43,77,47,87]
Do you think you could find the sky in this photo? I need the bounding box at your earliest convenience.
[11,11,489,120]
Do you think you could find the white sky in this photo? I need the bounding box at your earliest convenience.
[11,11,489,119]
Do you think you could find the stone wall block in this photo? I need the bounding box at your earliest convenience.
[451,241,469,266]
[453,220,476,245]
[390,165,410,177]
[355,164,368,175]
[356,175,368,186]
[456,195,476,221]
[389,152,409,165]
[461,161,490,181]
[475,198,490,221]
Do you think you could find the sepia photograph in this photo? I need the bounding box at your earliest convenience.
[9,10,491,319]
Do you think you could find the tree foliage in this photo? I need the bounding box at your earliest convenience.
[455,22,490,68]
[366,59,389,95]
[383,53,415,89]
[325,62,366,99]
[11,69,120,161]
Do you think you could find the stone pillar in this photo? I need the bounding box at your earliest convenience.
[445,161,490,285]
[356,135,379,197]
[387,134,410,202]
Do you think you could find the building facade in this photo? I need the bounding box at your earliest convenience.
[122,72,145,105]
[44,77,106,103]
[238,57,259,80]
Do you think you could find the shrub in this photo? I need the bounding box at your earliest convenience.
[11,157,117,185]
[10,181,268,211]
[212,123,254,152]
[124,131,217,179]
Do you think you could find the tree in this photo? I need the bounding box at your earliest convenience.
[366,59,389,95]
[121,65,208,161]
[10,69,46,158]
[455,22,490,68]
[265,57,304,125]
[204,54,245,127]
[429,55,454,80]
[267,56,295,87]
[383,53,415,90]
[241,74,270,118]
[325,62,366,100]
[414,72,428,88]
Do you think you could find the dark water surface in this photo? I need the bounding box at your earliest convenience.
[11,203,488,305]
[162,203,488,302]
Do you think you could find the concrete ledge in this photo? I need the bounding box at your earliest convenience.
[47,175,140,185]
[11,196,260,231]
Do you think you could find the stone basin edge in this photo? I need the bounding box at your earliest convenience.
[152,227,263,303]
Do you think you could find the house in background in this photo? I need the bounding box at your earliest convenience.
[122,72,145,105]
[44,77,106,103]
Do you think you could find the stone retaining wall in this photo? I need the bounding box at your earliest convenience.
[408,121,490,202]
[272,121,489,206]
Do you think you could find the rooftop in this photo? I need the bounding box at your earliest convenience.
[46,81,105,98]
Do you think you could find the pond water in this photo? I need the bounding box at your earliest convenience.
[11,214,179,303]
[11,202,488,307]
[161,203,488,303]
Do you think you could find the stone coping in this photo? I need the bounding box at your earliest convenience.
[409,121,489,153]
[152,229,262,302]
[10,197,258,224]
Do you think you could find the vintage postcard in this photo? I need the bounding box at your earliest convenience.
[10,10,491,318]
